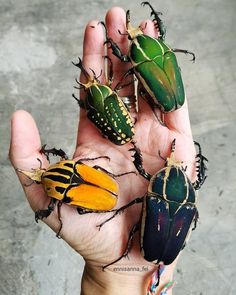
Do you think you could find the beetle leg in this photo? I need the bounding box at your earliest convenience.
[77,156,110,162]
[191,209,199,231]
[77,208,118,215]
[141,2,166,41]
[92,165,136,178]
[97,196,144,229]
[114,76,136,92]
[103,55,114,86]
[35,198,57,222]
[192,141,208,190]
[100,21,130,62]
[129,142,151,180]
[114,68,135,92]
[139,88,166,126]
[102,224,139,270]
[72,57,92,81]
[23,179,35,187]
[72,93,86,109]
[172,48,196,62]
[106,38,130,62]
[40,145,68,161]
[56,201,63,239]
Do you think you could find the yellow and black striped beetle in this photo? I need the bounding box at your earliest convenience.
[17,146,134,237]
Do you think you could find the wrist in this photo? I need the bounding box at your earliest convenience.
[81,262,175,295]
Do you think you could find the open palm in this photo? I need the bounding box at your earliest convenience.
[10,7,196,285]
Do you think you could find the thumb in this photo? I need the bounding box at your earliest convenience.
[9,110,49,212]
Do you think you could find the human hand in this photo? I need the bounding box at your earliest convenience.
[9,7,197,295]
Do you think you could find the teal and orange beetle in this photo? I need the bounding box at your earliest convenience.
[103,2,195,114]
[17,146,134,236]
[72,56,135,145]
[98,140,207,286]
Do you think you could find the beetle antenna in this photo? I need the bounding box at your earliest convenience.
[158,150,166,162]
[118,29,129,36]
[36,158,43,169]
[23,179,35,187]
[74,85,82,90]
[74,77,83,88]
[139,22,147,32]
[96,69,103,80]
[89,68,101,82]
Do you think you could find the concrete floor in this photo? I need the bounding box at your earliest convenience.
[0,0,235,294]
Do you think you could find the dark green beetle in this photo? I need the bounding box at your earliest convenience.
[103,2,195,113]
[73,57,135,145]
[98,140,207,285]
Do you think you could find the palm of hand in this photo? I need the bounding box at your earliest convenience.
[10,8,196,272]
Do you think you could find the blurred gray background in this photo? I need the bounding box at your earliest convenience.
[0,0,235,294]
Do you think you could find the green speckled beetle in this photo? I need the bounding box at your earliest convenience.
[73,57,135,145]
[104,2,195,113]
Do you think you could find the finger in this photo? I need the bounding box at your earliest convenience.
[105,7,134,97]
[9,110,50,211]
[81,21,106,96]
[163,101,193,136]
[75,21,107,148]
[141,19,158,37]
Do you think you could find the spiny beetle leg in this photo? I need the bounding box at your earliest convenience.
[40,145,68,161]
[172,48,196,62]
[129,142,151,180]
[92,165,136,178]
[114,68,134,92]
[141,2,166,41]
[115,76,136,92]
[72,57,91,81]
[77,208,118,215]
[193,141,208,190]
[97,196,144,230]
[192,210,199,231]
[35,209,52,222]
[105,38,130,62]
[102,224,139,270]
[35,198,57,222]
[151,264,162,289]
[78,156,110,163]
[100,21,130,62]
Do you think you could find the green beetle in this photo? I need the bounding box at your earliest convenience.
[104,2,195,113]
[72,57,135,145]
